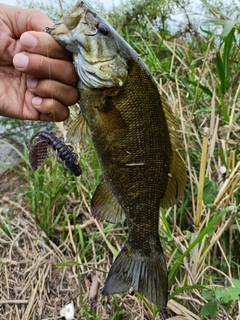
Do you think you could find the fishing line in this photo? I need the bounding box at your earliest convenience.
[45,34,56,124]
[44,0,65,124]
[126,214,159,234]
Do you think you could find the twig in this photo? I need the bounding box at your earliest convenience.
[195,127,209,228]
[54,218,95,231]
[214,161,240,205]
[1,196,31,217]
[0,300,28,304]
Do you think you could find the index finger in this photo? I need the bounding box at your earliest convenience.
[2,5,53,36]
[20,31,72,60]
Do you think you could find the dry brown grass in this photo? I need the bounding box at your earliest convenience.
[0,171,206,320]
[0,66,239,319]
[0,196,81,319]
[0,3,239,317]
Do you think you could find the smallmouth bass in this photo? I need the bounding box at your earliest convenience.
[47,1,186,307]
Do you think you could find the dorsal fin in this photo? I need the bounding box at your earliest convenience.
[160,97,186,208]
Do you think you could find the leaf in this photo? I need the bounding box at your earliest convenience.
[216,51,226,95]
[203,19,236,37]
[223,28,235,78]
[215,286,240,303]
[220,94,230,122]
[204,18,227,26]
[201,300,218,317]
[168,206,236,285]
[56,261,78,267]
[200,25,214,36]
[169,284,208,300]
[0,222,12,239]
[200,0,228,19]
[203,178,217,204]
[221,20,237,38]
[232,278,240,289]
[201,289,214,300]
[233,109,240,124]
[184,79,213,97]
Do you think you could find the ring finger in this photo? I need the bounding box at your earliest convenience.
[13,52,78,85]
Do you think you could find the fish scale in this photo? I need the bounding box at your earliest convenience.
[47,1,186,307]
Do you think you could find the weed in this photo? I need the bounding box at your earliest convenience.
[0,0,239,318]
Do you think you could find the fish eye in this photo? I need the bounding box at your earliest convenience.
[97,23,110,36]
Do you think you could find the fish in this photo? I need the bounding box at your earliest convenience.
[47,1,186,307]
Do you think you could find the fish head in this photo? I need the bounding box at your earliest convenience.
[47,2,129,89]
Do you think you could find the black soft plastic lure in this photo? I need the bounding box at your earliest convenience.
[28,131,82,176]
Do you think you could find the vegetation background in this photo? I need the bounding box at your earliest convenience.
[0,0,239,319]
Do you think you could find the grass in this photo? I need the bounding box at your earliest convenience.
[0,0,239,319]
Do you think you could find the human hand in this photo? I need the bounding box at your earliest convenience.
[0,4,79,121]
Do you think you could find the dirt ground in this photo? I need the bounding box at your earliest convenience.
[0,167,200,320]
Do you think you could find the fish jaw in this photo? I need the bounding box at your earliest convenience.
[47,2,128,89]
[46,24,78,53]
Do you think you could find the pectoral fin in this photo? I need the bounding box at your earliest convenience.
[91,179,125,223]
[66,112,90,143]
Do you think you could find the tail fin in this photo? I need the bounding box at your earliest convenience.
[102,243,168,307]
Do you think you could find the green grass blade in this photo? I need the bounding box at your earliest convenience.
[169,284,208,300]
[168,206,236,285]
[221,20,237,38]
[223,28,235,78]
[216,51,226,95]
[0,221,12,239]
[220,94,230,122]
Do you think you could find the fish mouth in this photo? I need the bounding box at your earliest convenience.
[63,2,98,35]
[52,1,128,89]
[65,4,117,64]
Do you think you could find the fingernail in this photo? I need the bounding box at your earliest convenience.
[27,78,38,89]
[32,96,42,105]
[13,53,29,69]
[21,33,37,49]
